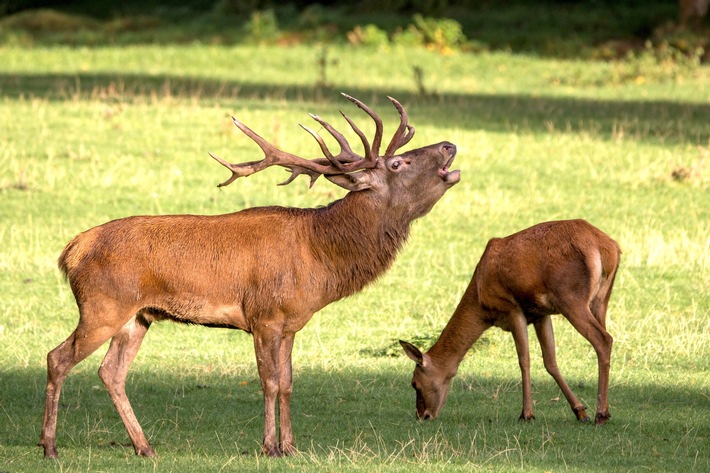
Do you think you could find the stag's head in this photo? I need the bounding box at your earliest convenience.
[400,340,453,420]
[209,93,459,217]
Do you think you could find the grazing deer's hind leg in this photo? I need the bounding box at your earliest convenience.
[509,312,535,421]
[560,300,613,425]
[98,314,154,457]
[533,315,590,422]
[39,312,125,458]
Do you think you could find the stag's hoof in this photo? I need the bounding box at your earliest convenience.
[518,413,535,422]
[595,412,611,425]
[42,447,59,459]
[262,445,283,457]
[280,443,297,456]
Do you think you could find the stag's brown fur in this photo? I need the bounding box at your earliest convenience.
[40,96,459,459]
[401,219,620,425]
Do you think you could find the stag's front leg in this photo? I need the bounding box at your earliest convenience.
[277,332,297,455]
[253,326,283,457]
[509,312,535,421]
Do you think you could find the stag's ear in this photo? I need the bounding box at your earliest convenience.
[385,156,409,172]
[325,172,372,192]
[400,340,424,367]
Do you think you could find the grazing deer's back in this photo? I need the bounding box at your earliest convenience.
[475,220,620,315]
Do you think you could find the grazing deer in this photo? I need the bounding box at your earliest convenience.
[401,219,620,425]
[39,94,460,459]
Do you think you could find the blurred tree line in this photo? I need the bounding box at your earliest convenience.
[0,0,698,21]
[0,0,705,59]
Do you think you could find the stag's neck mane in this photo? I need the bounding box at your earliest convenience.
[308,189,411,299]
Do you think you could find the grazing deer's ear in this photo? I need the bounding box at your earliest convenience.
[324,172,372,191]
[400,340,424,367]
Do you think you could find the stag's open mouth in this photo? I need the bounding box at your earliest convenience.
[439,155,460,185]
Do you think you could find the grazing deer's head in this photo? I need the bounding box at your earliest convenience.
[400,340,454,420]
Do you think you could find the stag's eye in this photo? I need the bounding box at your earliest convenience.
[392,161,401,170]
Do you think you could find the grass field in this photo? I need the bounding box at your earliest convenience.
[0,39,708,472]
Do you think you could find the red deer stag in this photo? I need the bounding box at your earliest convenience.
[39,94,460,459]
[401,219,620,425]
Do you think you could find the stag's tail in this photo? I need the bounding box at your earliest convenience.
[58,228,101,279]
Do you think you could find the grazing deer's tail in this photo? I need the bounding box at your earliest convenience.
[599,238,621,282]
[594,236,621,317]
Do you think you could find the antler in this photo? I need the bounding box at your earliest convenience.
[209,94,415,191]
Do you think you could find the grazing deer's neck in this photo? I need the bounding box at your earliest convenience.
[308,190,411,298]
[427,283,491,374]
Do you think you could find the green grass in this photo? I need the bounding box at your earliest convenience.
[0,42,708,472]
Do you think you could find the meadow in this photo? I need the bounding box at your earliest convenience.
[0,39,708,472]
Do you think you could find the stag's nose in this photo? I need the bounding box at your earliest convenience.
[441,142,456,158]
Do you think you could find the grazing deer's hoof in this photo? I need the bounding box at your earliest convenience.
[136,446,157,457]
[518,413,535,422]
[573,405,591,422]
[38,439,59,459]
[595,412,611,425]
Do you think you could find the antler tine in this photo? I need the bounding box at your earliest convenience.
[384,96,416,156]
[309,113,360,164]
[277,167,321,188]
[299,122,347,172]
[341,93,383,161]
[207,152,243,187]
[339,111,373,163]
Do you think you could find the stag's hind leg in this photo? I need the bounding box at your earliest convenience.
[533,315,590,422]
[39,313,125,458]
[98,314,154,457]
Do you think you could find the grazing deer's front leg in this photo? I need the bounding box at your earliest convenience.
[253,325,283,457]
[533,315,590,422]
[509,312,534,421]
[98,315,155,457]
[277,332,296,455]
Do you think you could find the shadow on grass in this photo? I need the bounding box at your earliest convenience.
[1,72,709,145]
[3,363,708,469]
